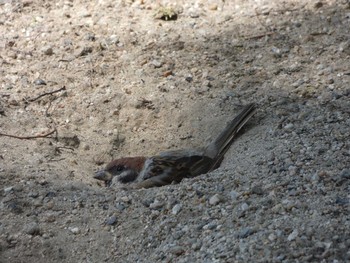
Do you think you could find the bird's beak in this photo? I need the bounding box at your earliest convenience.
[94,170,113,182]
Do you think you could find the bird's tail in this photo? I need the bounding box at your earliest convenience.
[204,103,256,170]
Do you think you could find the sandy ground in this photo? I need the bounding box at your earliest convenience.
[0,0,349,262]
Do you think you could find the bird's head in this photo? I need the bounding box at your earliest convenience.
[94,156,147,186]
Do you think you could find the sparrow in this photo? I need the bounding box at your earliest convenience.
[94,103,256,189]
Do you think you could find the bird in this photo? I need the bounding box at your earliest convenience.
[94,103,256,189]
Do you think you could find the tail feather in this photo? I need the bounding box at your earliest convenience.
[204,103,256,169]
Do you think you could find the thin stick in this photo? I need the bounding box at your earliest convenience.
[244,31,275,40]
[0,129,56,140]
[28,86,66,102]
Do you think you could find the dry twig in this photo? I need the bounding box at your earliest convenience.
[244,31,275,40]
[28,86,66,102]
[0,129,56,140]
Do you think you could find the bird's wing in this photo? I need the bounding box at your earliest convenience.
[135,154,215,188]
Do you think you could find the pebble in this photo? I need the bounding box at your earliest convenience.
[209,194,221,205]
[41,46,53,55]
[44,214,56,223]
[237,228,253,238]
[172,204,182,215]
[340,169,350,179]
[4,186,13,193]
[150,60,163,68]
[106,215,118,225]
[208,4,218,11]
[33,79,47,85]
[288,229,299,241]
[311,173,320,182]
[229,190,239,200]
[271,47,282,58]
[284,123,294,130]
[76,46,93,57]
[1,2,350,263]
[188,8,200,18]
[109,35,119,45]
[335,197,349,206]
[268,233,277,241]
[241,202,249,211]
[120,196,131,203]
[149,199,164,209]
[251,185,264,195]
[7,51,17,59]
[169,246,185,256]
[28,191,39,198]
[68,227,80,234]
[23,222,41,236]
[191,240,202,251]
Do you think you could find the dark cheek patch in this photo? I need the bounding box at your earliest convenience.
[118,170,139,183]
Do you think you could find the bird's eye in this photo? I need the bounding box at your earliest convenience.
[109,165,125,174]
[116,165,124,172]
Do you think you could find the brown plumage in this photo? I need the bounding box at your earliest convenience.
[94,103,256,189]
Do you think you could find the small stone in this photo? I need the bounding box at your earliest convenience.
[4,186,14,193]
[229,190,239,200]
[311,173,320,182]
[251,185,264,195]
[45,201,55,210]
[268,233,276,241]
[260,6,271,15]
[203,222,217,230]
[106,215,117,225]
[169,246,184,256]
[8,201,23,214]
[23,222,41,236]
[149,199,164,209]
[191,241,202,251]
[109,35,119,45]
[85,33,95,41]
[208,4,218,10]
[185,76,193,82]
[271,47,282,58]
[163,70,173,77]
[189,9,200,18]
[76,46,93,57]
[150,60,163,68]
[209,194,221,205]
[115,203,126,211]
[120,196,131,203]
[41,46,53,55]
[44,214,56,223]
[238,228,253,238]
[284,123,294,130]
[335,197,349,206]
[28,191,39,198]
[339,41,350,54]
[33,199,43,207]
[172,204,182,215]
[288,166,297,176]
[33,79,47,85]
[35,16,44,22]
[82,144,90,151]
[7,51,17,59]
[340,169,350,179]
[68,227,80,234]
[314,1,323,9]
[287,229,298,241]
[241,202,249,211]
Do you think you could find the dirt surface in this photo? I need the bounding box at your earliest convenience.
[1,0,349,262]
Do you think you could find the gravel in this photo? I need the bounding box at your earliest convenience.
[1,0,349,262]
